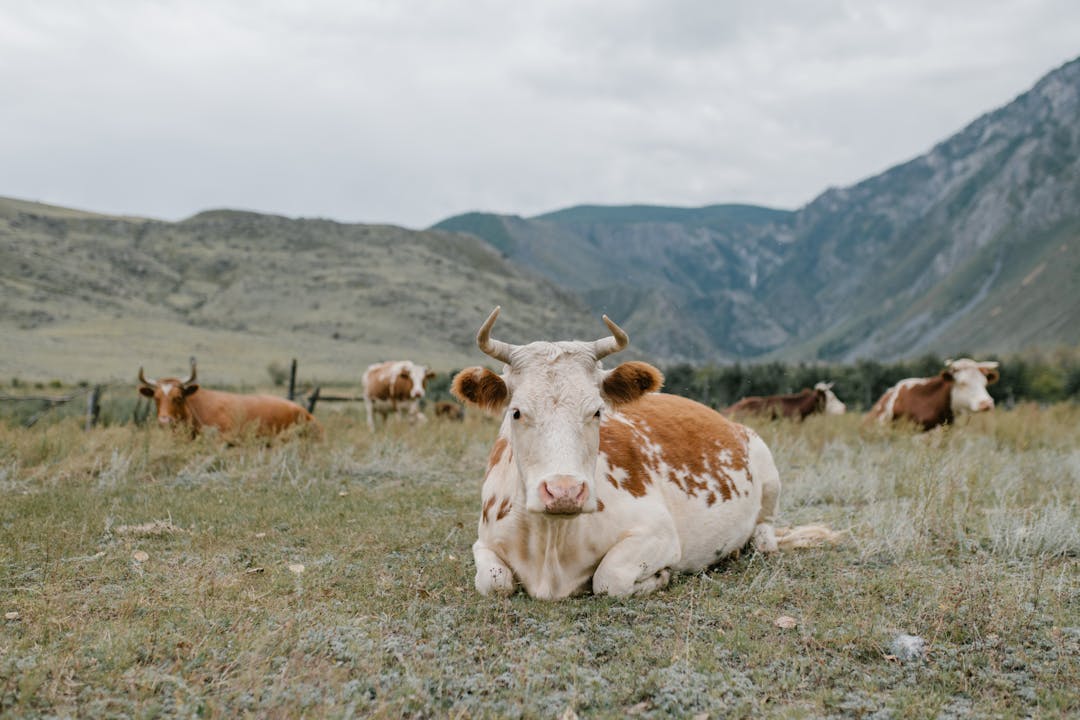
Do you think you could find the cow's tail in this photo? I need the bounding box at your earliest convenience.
[773,524,846,550]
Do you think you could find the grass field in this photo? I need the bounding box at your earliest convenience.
[1,404,1078,718]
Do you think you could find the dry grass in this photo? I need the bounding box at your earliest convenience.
[1,405,1078,718]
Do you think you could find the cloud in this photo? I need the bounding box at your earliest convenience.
[1,0,1078,227]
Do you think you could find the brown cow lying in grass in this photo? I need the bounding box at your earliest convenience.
[138,360,321,440]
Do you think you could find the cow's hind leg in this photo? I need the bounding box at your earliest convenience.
[748,431,780,554]
[592,531,680,597]
[473,540,515,596]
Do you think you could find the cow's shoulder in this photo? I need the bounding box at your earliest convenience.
[605,393,747,465]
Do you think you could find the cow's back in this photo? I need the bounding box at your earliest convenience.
[601,393,770,570]
[189,389,318,436]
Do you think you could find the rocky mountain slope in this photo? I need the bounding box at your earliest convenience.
[435,57,1080,362]
[0,198,594,383]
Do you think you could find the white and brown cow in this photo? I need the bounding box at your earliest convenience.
[867,358,1000,431]
[451,307,837,600]
[361,360,436,429]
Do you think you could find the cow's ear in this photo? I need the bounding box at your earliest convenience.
[182,384,200,397]
[603,361,663,406]
[425,370,436,380]
[982,368,1000,385]
[139,386,155,398]
[452,367,508,412]
[941,370,954,382]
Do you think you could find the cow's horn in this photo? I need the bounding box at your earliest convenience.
[137,367,157,387]
[591,315,629,360]
[477,307,515,364]
[182,357,197,385]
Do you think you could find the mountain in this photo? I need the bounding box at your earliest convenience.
[435,57,1080,362]
[0,197,595,383]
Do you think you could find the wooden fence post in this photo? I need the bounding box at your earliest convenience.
[85,385,102,430]
[288,358,298,401]
[307,386,321,414]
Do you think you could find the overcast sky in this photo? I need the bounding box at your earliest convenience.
[2,1,1078,229]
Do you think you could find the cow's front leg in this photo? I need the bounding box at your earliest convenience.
[592,532,680,597]
[473,540,515,596]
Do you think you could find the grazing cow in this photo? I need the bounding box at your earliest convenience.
[726,382,847,420]
[451,307,838,600]
[434,400,465,420]
[361,360,436,429]
[867,358,1000,431]
[138,360,321,439]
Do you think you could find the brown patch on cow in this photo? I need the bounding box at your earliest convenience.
[602,361,664,406]
[496,497,512,521]
[452,367,508,412]
[600,419,651,497]
[596,499,605,512]
[481,495,497,524]
[726,388,824,420]
[883,374,955,431]
[486,438,509,475]
[602,394,748,504]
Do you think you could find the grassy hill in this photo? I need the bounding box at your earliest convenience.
[0,197,596,385]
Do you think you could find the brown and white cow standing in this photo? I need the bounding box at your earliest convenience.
[361,360,436,429]
[867,358,1000,431]
[451,307,838,600]
[726,382,847,420]
[138,360,321,439]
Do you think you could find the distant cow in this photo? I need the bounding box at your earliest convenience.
[451,307,838,600]
[867,358,1000,431]
[726,382,847,420]
[138,360,321,439]
[434,400,465,420]
[362,360,436,429]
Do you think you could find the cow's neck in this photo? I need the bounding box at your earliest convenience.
[498,463,597,598]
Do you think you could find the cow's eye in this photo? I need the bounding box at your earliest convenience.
[512,409,521,420]
[593,408,602,419]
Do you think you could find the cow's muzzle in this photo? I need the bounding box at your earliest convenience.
[977,398,994,412]
[539,475,589,515]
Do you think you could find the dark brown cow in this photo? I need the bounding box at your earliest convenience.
[138,360,321,439]
[434,400,464,420]
[726,382,846,420]
[867,358,999,431]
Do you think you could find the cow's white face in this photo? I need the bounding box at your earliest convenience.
[453,338,662,517]
[947,359,999,415]
[404,363,434,399]
[815,382,846,415]
[503,343,608,514]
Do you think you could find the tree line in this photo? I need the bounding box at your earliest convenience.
[427,350,1080,411]
[658,352,1080,411]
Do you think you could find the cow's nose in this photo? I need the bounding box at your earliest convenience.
[158,416,172,426]
[539,476,589,514]
[977,399,994,412]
